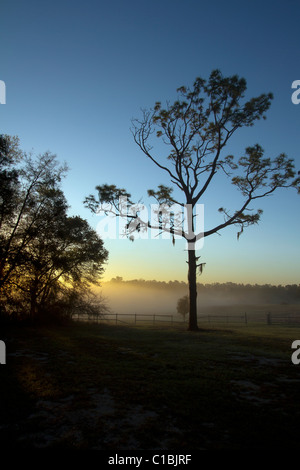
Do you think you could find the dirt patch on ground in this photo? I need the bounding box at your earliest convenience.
[14,388,183,449]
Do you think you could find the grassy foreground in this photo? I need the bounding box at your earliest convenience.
[1,321,300,450]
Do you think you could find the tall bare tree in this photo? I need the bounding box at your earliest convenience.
[85,70,300,331]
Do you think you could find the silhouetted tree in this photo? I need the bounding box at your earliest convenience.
[0,142,68,293]
[177,295,189,322]
[84,70,300,331]
[0,135,22,229]
[0,136,108,322]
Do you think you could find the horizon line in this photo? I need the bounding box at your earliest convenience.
[101,278,300,288]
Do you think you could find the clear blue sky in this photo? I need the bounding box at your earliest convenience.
[1,0,300,285]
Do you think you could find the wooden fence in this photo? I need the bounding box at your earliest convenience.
[74,313,175,326]
[74,311,300,326]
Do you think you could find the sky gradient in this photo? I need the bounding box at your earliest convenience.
[1,0,300,285]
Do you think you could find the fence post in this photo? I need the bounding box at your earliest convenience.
[245,312,248,325]
[135,313,137,325]
[153,315,155,326]
[267,312,271,325]
[116,313,118,325]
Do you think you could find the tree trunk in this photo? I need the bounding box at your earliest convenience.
[188,248,199,331]
[30,289,37,320]
[30,277,39,321]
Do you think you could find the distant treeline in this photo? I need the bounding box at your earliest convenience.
[108,277,300,304]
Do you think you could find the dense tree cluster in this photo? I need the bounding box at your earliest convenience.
[0,134,108,324]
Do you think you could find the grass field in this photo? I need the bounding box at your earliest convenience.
[1,320,300,450]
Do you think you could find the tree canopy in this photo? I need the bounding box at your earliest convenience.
[0,134,108,323]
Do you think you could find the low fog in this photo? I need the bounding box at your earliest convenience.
[97,278,300,316]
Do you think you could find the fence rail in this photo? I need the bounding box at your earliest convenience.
[74,311,300,327]
[74,313,176,325]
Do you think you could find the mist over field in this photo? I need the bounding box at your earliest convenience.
[98,278,300,316]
